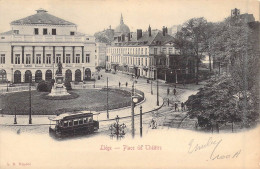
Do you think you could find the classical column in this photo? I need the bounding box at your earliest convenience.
[72,46,75,63]
[53,46,55,63]
[43,46,45,64]
[63,46,65,63]
[11,46,14,64]
[32,46,35,64]
[82,46,84,63]
[22,46,24,64]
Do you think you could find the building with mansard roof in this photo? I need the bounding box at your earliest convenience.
[106,25,179,80]
[0,9,96,83]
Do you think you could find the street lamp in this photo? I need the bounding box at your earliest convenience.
[106,77,109,119]
[109,115,126,140]
[131,83,138,139]
[29,75,32,124]
[156,70,159,106]
[6,79,8,92]
[140,105,143,138]
[14,107,17,124]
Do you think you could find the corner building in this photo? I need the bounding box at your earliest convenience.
[0,9,95,83]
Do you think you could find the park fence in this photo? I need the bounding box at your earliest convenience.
[0,86,36,94]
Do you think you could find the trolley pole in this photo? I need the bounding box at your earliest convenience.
[140,105,142,138]
[29,75,32,124]
[131,84,135,138]
[106,77,109,119]
[156,70,159,106]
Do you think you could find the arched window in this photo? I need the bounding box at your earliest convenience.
[14,70,21,83]
[45,70,52,81]
[84,68,91,81]
[35,70,42,82]
[65,69,72,82]
[0,69,7,83]
[75,69,81,82]
[25,70,32,83]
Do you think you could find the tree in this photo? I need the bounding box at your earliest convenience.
[177,17,208,84]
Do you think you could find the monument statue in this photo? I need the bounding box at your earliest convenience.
[57,62,62,75]
[48,61,69,97]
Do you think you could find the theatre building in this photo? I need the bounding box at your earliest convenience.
[0,9,96,83]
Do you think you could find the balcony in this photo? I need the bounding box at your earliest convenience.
[6,35,87,43]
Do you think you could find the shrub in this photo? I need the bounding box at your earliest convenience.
[37,80,52,92]
[64,80,72,90]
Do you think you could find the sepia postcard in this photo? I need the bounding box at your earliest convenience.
[0,0,259,168]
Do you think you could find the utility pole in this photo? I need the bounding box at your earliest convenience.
[131,83,135,138]
[106,77,109,119]
[156,70,159,106]
[140,105,142,138]
[29,75,32,124]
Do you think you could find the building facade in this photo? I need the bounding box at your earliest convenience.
[0,9,96,83]
[106,25,177,80]
[95,42,107,67]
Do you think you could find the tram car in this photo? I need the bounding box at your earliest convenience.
[48,111,99,138]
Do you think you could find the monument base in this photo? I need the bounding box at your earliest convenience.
[48,83,70,97]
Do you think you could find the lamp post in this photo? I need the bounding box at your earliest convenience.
[150,68,153,95]
[106,77,109,119]
[14,107,17,124]
[29,75,32,124]
[115,115,119,140]
[6,79,8,92]
[131,83,138,139]
[156,70,159,106]
[140,105,143,138]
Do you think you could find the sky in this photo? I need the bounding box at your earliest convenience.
[0,0,259,35]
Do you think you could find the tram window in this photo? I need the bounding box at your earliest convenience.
[79,119,83,125]
[84,118,88,123]
[73,120,78,126]
[89,117,93,122]
[68,121,73,126]
[63,121,68,127]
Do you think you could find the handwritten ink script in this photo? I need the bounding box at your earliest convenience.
[6,162,31,167]
[100,145,162,151]
[188,137,241,160]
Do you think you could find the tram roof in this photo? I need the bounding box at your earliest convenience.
[49,111,99,121]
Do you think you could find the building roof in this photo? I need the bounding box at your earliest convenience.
[11,9,76,26]
[112,30,174,47]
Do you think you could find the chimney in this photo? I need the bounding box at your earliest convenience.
[127,33,131,41]
[137,29,142,40]
[162,26,166,36]
[165,27,168,34]
[148,25,151,37]
[122,34,125,42]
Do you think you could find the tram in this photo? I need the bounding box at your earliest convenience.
[48,111,99,138]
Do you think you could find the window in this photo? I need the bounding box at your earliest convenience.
[14,30,19,34]
[141,48,143,55]
[46,54,52,64]
[34,28,39,35]
[79,119,83,125]
[1,37,5,39]
[25,54,31,64]
[169,48,173,54]
[162,48,166,54]
[154,48,157,55]
[15,54,20,64]
[36,54,41,64]
[43,28,47,35]
[63,121,68,127]
[83,118,88,123]
[145,48,147,55]
[86,54,90,63]
[0,54,5,64]
[66,54,71,63]
[70,32,75,35]
[52,29,56,35]
[145,58,147,66]
[75,54,80,63]
[141,58,143,65]
[68,121,73,126]
[138,58,140,65]
[73,120,78,126]
[56,54,61,63]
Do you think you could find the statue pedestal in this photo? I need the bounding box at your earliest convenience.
[48,73,70,97]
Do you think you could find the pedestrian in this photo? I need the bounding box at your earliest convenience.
[167,98,170,106]
[126,82,128,87]
[119,82,121,88]
[174,103,178,111]
[181,102,185,111]
[173,88,176,95]
[167,87,170,95]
